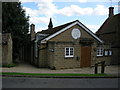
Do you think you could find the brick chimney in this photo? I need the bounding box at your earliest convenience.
[109,7,114,18]
[30,24,35,33]
[30,24,35,40]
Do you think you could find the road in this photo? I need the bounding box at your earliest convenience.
[2,77,119,88]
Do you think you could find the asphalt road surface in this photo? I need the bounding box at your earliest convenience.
[2,77,119,88]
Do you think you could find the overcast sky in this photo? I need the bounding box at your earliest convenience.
[20,0,119,33]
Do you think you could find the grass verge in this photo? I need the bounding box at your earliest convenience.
[2,63,17,68]
[2,72,109,77]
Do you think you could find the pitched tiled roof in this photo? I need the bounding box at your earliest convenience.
[38,20,78,35]
[96,13,120,35]
[37,20,103,43]
[96,13,120,47]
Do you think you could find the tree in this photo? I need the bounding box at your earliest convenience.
[2,2,29,61]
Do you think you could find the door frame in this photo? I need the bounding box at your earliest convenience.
[80,45,91,67]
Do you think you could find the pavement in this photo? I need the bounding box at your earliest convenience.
[1,62,120,76]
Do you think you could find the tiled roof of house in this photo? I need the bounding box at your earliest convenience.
[96,13,120,35]
[38,20,78,35]
[37,20,103,43]
[37,20,79,41]
[96,13,120,47]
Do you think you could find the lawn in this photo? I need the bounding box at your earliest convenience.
[2,72,109,77]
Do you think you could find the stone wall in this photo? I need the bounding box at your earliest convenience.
[0,2,2,66]
[91,43,111,66]
[47,42,55,69]
[47,24,99,69]
[39,24,111,69]
[53,42,80,69]
[0,33,2,66]
[2,33,13,65]
[38,43,48,67]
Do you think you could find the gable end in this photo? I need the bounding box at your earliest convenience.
[41,21,103,43]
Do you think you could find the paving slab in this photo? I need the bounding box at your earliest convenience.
[1,62,120,76]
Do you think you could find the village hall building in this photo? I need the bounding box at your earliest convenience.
[30,19,111,70]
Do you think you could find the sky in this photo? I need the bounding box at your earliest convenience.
[20,0,119,33]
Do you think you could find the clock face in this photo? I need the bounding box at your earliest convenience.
[71,28,81,39]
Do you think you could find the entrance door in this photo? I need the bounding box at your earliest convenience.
[81,46,91,67]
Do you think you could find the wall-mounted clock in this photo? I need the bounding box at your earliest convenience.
[71,28,81,39]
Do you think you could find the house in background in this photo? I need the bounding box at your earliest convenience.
[96,7,120,65]
[30,19,111,69]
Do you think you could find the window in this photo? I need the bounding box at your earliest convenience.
[104,50,109,56]
[97,47,104,56]
[104,50,112,56]
[65,47,74,57]
[109,50,112,56]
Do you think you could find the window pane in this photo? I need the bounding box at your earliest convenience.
[109,51,112,56]
[70,48,73,56]
[65,47,74,57]
[70,48,73,51]
[105,51,108,56]
[66,51,69,55]
[97,47,103,56]
[66,48,69,51]
[70,51,73,55]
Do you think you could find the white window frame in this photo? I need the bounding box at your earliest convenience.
[97,47,104,56]
[65,47,74,58]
